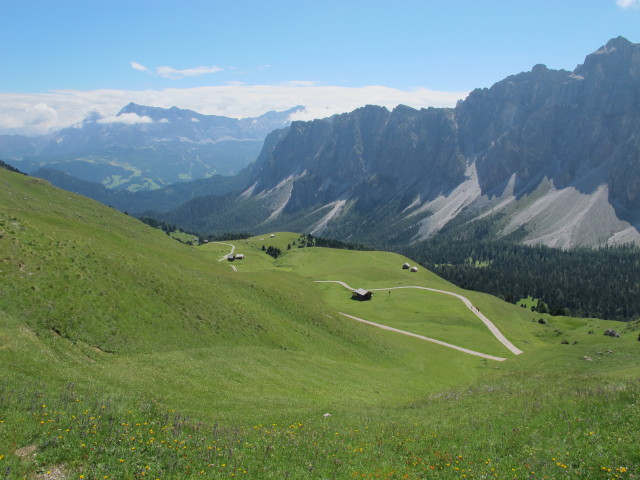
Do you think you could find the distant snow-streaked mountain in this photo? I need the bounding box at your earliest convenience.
[157,37,640,248]
[0,104,304,191]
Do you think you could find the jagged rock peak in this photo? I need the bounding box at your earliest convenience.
[115,103,201,121]
[599,35,633,54]
[573,36,639,79]
[531,63,548,74]
[117,102,144,115]
[391,104,420,114]
[257,105,305,119]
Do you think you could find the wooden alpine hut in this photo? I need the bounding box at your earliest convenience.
[351,288,373,301]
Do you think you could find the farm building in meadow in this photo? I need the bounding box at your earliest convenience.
[235,254,244,260]
[410,266,419,272]
[402,263,410,269]
[351,288,373,301]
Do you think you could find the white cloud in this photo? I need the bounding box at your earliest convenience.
[0,84,468,135]
[129,62,225,79]
[97,112,153,125]
[130,61,149,72]
[0,100,61,133]
[616,0,640,8]
[156,65,224,79]
[280,80,317,87]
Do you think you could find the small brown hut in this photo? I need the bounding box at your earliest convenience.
[402,263,410,269]
[351,288,373,301]
[410,266,419,272]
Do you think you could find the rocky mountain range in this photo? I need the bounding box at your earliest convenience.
[7,37,639,249]
[0,104,303,190]
[155,36,640,249]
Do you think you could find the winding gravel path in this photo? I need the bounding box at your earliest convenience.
[338,312,507,361]
[315,280,523,359]
[214,242,237,271]
[214,242,236,261]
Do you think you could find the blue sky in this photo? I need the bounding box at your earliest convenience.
[1,0,639,134]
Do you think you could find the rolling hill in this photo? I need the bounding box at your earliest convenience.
[1,166,639,478]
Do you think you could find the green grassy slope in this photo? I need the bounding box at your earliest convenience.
[1,169,639,478]
[1,171,484,414]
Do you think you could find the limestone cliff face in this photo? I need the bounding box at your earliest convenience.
[459,36,640,211]
[252,104,467,216]
[237,37,640,247]
[455,64,572,194]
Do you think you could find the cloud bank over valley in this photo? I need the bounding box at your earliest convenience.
[0,84,467,135]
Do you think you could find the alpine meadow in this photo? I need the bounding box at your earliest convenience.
[1,166,639,479]
[2,3,640,478]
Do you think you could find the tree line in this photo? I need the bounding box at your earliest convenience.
[0,159,26,175]
[138,216,252,243]
[402,237,640,321]
[294,233,373,251]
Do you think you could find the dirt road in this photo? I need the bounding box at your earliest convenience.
[214,242,237,271]
[315,280,523,358]
[338,311,507,361]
